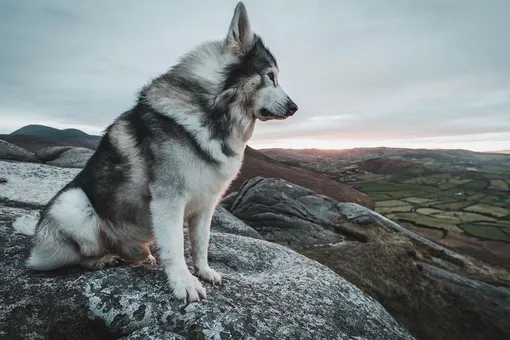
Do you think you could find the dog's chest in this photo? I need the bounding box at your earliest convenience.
[190,154,242,194]
[182,154,242,215]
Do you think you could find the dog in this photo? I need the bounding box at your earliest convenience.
[23,1,297,303]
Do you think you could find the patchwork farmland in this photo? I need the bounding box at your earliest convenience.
[352,173,510,242]
[262,148,510,248]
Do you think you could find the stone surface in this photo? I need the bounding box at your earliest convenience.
[35,146,74,162]
[420,263,510,335]
[228,177,367,247]
[0,160,79,205]
[211,206,263,240]
[219,191,238,209]
[46,147,94,168]
[0,206,414,340]
[0,139,36,162]
[0,162,414,340]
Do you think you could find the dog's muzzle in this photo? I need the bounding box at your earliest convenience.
[260,99,298,120]
[286,100,298,117]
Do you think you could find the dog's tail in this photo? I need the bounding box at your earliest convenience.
[13,214,39,236]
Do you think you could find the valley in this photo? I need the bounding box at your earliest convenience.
[262,147,510,267]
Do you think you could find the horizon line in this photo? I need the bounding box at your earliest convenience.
[2,123,509,155]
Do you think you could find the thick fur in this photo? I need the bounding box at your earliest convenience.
[24,2,297,302]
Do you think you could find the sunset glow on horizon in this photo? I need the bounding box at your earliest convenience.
[250,132,510,153]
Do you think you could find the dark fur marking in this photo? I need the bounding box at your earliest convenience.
[60,230,82,254]
[71,131,132,220]
[122,103,156,181]
[255,76,266,91]
[149,109,222,166]
[142,76,237,159]
[221,36,277,92]
[221,143,236,157]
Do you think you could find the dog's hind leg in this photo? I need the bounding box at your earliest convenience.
[26,188,102,271]
[117,242,156,265]
[80,254,121,270]
[26,236,82,271]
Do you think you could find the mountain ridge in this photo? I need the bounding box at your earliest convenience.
[0,124,101,152]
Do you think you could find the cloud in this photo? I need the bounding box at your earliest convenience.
[0,0,509,151]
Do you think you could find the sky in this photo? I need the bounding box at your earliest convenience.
[0,0,509,152]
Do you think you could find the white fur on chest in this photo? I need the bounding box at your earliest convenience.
[183,151,244,216]
[190,150,243,194]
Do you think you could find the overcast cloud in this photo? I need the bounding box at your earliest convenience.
[0,0,509,151]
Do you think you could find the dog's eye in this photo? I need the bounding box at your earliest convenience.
[268,72,275,82]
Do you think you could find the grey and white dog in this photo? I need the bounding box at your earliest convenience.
[23,2,297,302]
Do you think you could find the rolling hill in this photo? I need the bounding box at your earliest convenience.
[0,125,101,152]
[262,147,510,175]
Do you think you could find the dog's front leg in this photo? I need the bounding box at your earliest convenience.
[150,197,206,302]
[189,204,222,285]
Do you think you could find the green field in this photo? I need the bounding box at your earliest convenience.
[465,204,509,218]
[489,179,509,191]
[387,212,462,232]
[355,173,510,242]
[279,149,510,243]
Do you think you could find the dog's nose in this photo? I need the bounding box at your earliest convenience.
[286,100,298,116]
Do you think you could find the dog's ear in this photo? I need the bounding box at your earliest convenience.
[226,2,254,55]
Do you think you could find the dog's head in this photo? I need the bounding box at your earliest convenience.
[222,2,298,121]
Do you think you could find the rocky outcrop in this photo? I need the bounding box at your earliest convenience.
[224,177,510,340]
[420,263,510,335]
[0,160,414,340]
[227,177,367,247]
[35,146,74,162]
[335,202,470,265]
[211,206,263,239]
[46,147,94,168]
[0,140,36,162]
[0,142,94,169]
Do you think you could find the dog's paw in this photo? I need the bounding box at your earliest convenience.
[167,266,207,303]
[196,266,222,285]
[146,254,157,264]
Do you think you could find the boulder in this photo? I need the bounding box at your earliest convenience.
[0,139,36,162]
[0,160,79,205]
[0,162,414,340]
[227,177,367,247]
[219,191,238,209]
[46,147,94,168]
[35,146,74,162]
[420,263,510,335]
[211,206,263,239]
[0,207,413,340]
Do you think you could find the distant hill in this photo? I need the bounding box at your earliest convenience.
[10,125,94,139]
[228,146,374,208]
[0,125,101,152]
[261,147,510,175]
[353,158,442,176]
